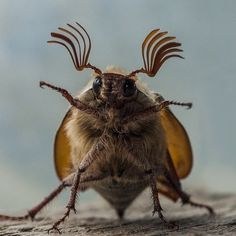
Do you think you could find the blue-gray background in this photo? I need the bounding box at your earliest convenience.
[0,1,235,211]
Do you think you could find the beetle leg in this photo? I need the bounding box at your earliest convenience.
[0,168,107,228]
[39,81,102,118]
[48,135,107,233]
[0,180,70,221]
[122,100,192,124]
[162,166,215,215]
[150,174,178,229]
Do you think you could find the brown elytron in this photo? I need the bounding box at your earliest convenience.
[0,22,214,233]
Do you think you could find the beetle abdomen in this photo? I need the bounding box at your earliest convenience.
[93,178,147,218]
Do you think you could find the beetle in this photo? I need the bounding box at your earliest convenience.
[0,22,214,233]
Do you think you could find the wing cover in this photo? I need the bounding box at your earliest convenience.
[54,109,72,181]
[157,102,193,201]
[160,107,193,179]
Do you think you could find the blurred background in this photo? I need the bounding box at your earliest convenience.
[0,0,235,212]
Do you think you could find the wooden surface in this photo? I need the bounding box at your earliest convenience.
[0,189,236,235]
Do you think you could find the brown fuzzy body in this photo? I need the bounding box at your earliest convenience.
[64,68,167,215]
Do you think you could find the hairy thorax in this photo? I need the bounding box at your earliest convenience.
[65,88,167,181]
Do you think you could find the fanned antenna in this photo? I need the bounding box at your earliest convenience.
[129,29,183,77]
[48,22,102,74]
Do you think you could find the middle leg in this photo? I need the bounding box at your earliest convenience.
[48,134,108,233]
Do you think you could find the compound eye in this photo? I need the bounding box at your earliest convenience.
[93,76,102,94]
[123,79,136,97]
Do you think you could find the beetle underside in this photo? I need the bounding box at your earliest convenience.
[0,22,214,234]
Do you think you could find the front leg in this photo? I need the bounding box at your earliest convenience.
[48,135,107,233]
[122,100,192,124]
[40,81,104,119]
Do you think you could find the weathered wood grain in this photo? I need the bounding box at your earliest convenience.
[0,190,236,235]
